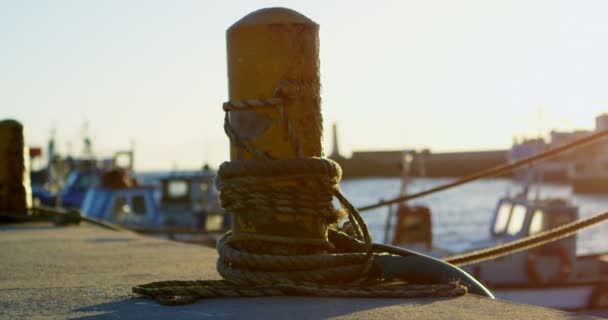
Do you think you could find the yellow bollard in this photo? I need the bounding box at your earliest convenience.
[134,8,481,303]
[226,7,322,160]
[223,8,331,251]
[0,119,32,214]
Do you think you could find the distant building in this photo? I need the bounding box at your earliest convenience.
[570,113,608,192]
[509,113,608,185]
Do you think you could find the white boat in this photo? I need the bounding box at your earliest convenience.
[392,194,608,311]
[387,153,608,311]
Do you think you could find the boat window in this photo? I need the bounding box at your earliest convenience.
[167,180,189,198]
[493,202,512,234]
[112,196,130,220]
[200,182,209,192]
[114,153,132,169]
[529,210,544,235]
[75,173,99,190]
[506,204,527,235]
[131,195,147,215]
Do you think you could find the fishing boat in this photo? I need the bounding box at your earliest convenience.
[153,166,230,244]
[390,166,608,311]
[31,129,94,208]
[81,166,229,245]
[470,194,608,310]
[81,169,162,229]
[33,130,135,210]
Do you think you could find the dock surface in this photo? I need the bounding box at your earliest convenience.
[0,222,602,319]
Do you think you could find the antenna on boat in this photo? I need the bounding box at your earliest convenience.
[383,151,413,243]
[47,127,56,182]
[534,105,545,201]
[82,121,94,160]
[129,139,135,171]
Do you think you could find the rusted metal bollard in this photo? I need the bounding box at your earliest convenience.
[0,119,32,215]
[225,8,327,250]
[227,7,322,160]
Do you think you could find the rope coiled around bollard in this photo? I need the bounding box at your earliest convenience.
[132,157,472,305]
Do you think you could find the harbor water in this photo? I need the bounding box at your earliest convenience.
[137,172,608,256]
[340,177,608,255]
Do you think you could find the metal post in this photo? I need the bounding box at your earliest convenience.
[226,7,322,160]
[224,8,330,251]
[0,119,32,214]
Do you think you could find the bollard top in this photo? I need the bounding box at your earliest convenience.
[0,119,23,128]
[228,7,317,32]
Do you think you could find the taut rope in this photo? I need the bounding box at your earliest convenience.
[444,210,608,266]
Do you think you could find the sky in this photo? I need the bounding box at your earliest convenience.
[2,0,608,171]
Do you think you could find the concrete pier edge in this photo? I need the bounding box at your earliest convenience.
[0,222,602,319]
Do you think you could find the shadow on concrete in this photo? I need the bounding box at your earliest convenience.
[72,296,448,320]
[0,223,60,230]
[87,237,134,243]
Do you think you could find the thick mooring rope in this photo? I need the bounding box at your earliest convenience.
[132,93,474,304]
[215,158,375,284]
[133,280,466,305]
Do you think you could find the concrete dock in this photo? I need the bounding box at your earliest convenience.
[0,222,602,319]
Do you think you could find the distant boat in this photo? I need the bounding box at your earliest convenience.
[34,161,101,209]
[81,166,230,246]
[470,195,608,310]
[157,166,229,232]
[32,128,136,209]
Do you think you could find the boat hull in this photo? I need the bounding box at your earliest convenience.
[491,283,608,311]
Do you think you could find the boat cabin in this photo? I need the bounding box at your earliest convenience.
[469,196,579,285]
[82,186,162,229]
[81,169,162,229]
[159,170,228,231]
[491,197,578,242]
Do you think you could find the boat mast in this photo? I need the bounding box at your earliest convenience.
[383,151,413,243]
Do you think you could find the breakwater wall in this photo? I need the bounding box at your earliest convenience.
[333,149,508,179]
